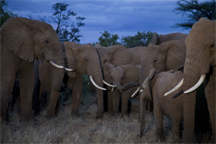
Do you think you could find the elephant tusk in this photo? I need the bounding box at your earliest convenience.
[64,67,73,72]
[184,74,206,94]
[103,80,117,88]
[49,61,73,72]
[89,75,106,91]
[111,87,115,92]
[164,79,184,96]
[131,87,140,97]
[140,89,143,93]
[49,60,64,69]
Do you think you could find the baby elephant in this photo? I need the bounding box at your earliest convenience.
[140,69,183,138]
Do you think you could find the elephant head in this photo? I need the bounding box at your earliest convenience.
[149,32,187,45]
[165,18,215,143]
[139,40,186,92]
[104,62,140,91]
[1,17,71,70]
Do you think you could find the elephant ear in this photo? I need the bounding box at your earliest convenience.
[1,17,35,62]
[149,32,159,45]
[161,40,186,71]
[142,68,156,101]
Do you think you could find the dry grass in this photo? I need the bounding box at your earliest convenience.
[0,94,212,143]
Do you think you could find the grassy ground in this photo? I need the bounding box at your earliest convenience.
[0,93,212,143]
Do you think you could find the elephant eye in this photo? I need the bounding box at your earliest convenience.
[153,60,157,63]
[45,40,49,44]
[84,58,88,61]
[210,44,215,48]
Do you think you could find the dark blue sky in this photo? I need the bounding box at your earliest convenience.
[7,0,191,44]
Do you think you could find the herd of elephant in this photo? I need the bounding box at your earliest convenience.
[0,17,215,143]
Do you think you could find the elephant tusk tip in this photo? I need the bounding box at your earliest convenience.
[65,67,73,71]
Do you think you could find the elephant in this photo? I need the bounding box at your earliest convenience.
[0,17,72,121]
[35,42,107,118]
[164,18,215,143]
[96,44,133,112]
[140,69,183,139]
[149,32,187,45]
[104,62,140,115]
[137,40,186,94]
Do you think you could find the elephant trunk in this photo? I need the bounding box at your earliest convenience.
[182,56,206,143]
[140,99,147,137]
[116,82,139,91]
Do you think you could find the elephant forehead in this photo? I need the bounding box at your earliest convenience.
[111,67,124,76]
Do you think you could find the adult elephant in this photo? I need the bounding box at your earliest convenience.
[149,32,187,45]
[140,69,183,138]
[165,18,215,143]
[35,42,107,118]
[0,17,72,121]
[104,62,140,115]
[134,40,186,97]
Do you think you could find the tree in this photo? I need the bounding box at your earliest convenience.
[0,0,17,27]
[98,31,121,47]
[121,31,153,48]
[173,0,216,29]
[51,3,85,42]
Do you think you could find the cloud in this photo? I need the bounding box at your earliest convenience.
[7,0,189,44]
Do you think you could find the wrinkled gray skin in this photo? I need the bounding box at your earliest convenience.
[0,17,65,121]
[182,18,215,143]
[105,62,140,115]
[149,32,187,45]
[140,69,183,138]
[35,42,105,118]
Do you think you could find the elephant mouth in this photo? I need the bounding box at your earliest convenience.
[164,74,206,96]
[49,60,73,72]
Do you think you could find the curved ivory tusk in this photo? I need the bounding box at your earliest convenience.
[111,87,115,92]
[49,61,64,69]
[184,74,206,94]
[103,80,117,87]
[164,79,184,96]
[140,89,143,93]
[49,61,73,71]
[64,67,73,72]
[131,87,140,97]
[89,75,106,91]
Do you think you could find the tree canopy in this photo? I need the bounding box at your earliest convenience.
[98,31,121,47]
[51,3,85,42]
[122,31,153,48]
[173,0,215,29]
[0,0,17,27]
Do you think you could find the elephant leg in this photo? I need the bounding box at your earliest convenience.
[17,62,34,120]
[46,90,60,117]
[171,117,181,137]
[154,104,164,138]
[205,77,215,142]
[0,50,18,121]
[107,91,113,113]
[96,88,104,118]
[0,73,16,121]
[121,90,131,115]
[71,74,82,117]
[112,90,120,115]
